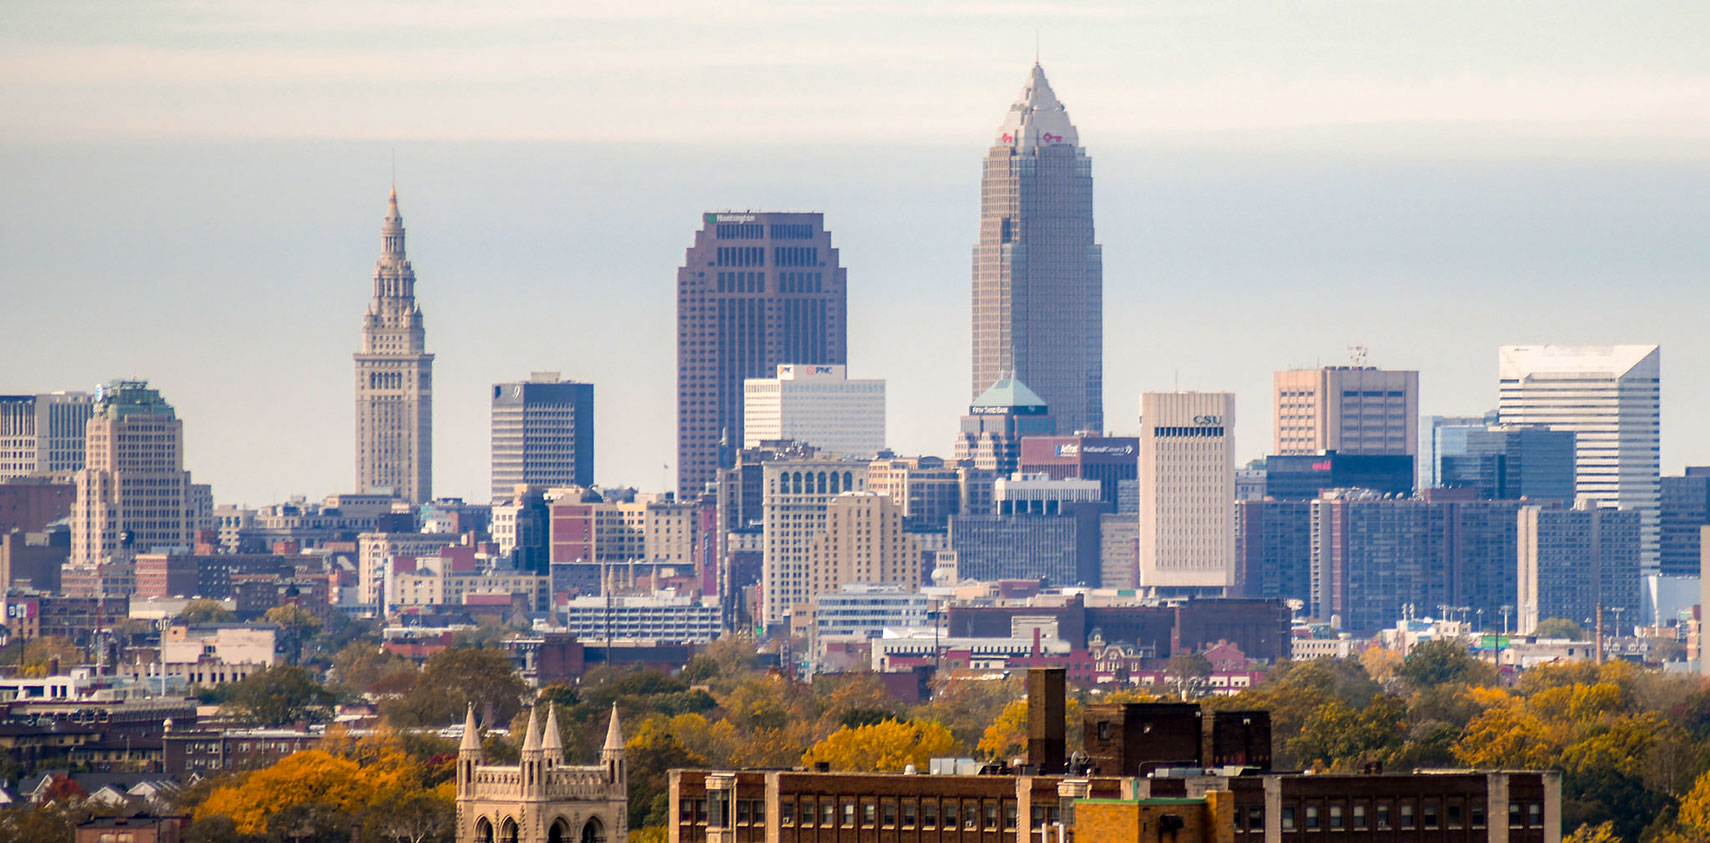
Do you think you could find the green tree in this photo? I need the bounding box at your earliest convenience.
[1535,617,1588,640]
[265,604,324,664]
[1395,639,1496,691]
[225,664,338,727]
[362,790,452,843]
[180,598,235,624]
[262,802,351,843]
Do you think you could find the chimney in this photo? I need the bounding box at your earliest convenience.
[1026,667,1066,774]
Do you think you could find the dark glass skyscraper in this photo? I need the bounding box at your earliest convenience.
[490,372,594,501]
[972,64,1103,435]
[676,212,847,495]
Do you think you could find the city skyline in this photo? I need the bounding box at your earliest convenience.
[3,4,1707,506]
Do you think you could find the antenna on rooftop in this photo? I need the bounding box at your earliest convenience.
[1348,345,1369,367]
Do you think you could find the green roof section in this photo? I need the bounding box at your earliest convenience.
[972,375,1047,409]
[95,379,175,420]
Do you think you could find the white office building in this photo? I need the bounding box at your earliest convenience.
[744,364,885,458]
[810,583,930,644]
[1499,345,1661,571]
[555,592,723,644]
[760,454,870,629]
[1138,392,1235,596]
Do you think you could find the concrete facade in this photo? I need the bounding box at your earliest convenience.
[491,373,595,502]
[1274,366,1418,458]
[355,189,434,504]
[70,381,196,567]
[1138,392,1235,596]
[743,364,884,459]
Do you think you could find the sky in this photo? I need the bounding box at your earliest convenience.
[1,1,1707,506]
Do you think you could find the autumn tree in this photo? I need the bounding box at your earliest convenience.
[976,697,1083,762]
[1395,639,1496,691]
[265,604,324,664]
[180,598,235,624]
[225,664,338,727]
[1535,617,1588,640]
[330,641,417,697]
[20,636,80,676]
[802,719,957,772]
[382,646,527,728]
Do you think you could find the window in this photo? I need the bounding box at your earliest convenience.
[822,800,836,828]
[1448,802,1462,829]
[986,802,1000,830]
[842,801,855,828]
[1004,801,1018,831]
[1248,807,1264,831]
[1329,805,1343,830]
[1352,804,1367,830]
[1510,801,1523,828]
[1282,807,1296,831]
[944,801,958,829]
[1306,805,1320,830]
[753,800,765,826]
[780,800,794,826]
[1423,801,1439,829]
[1529,803,1542,827]
[882,800,897,827]
[902,800,917,828]
[735,801,749,825]
[1376,803,1391,830]
[1472,803,1486,829]
[1400,803,1415,829]
[923,799,938,829]
[862,800,876,827]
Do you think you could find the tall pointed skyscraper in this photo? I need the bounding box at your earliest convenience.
[355,188,433,503]
[972,64,1103,435]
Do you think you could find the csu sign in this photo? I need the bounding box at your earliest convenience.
[1192,415,1223,425]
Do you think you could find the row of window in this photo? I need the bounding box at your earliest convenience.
[680,796,1023,832]
[1248,799,1544,833]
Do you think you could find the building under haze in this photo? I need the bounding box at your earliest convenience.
[1274,366,1418,463]
[955,376,1055,476]
[743,364,884,459]
[0,391,93,480]
[1138,392,1235,597]
[70,381,197,566]
[972,64,1103,436]
[676,212,847,496]
[1498,344,1661,572]
[355,188,434,504]
[490,372,595,501]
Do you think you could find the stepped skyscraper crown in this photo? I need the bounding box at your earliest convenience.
[355,187,434,505]
[972,63,1104,436]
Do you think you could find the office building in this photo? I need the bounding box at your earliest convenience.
[1234,500,1312,605]
[760,453,869,629]
[556,592,723,644]
[994,473,1102,515]
[1274,366,1418,460]
[956,377,1055,476]
[355,188,434,503]
[1099,513,1139,589]
[1418,411,1497,489]
[1499,344,1661,571]
[1138,392,1235,596]
[810,583,930,643]
[1438,425,1576,502]
[1660,468,1710,579]
[949,508,1102,587]
[1262,452,1414,500]
[805,491,922,602]
[69,381,197,567]
[490,373,594,501]
[743,364,884,458]
[0,391,93,480]
[972,64,1103,436]
[866,456,995,532]
[676,212,848,496]
[1019,434,1137,507]
[1518,502,1642,634]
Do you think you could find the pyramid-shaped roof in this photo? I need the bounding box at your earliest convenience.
[995,63,1080,152]
[973,376,1047,410]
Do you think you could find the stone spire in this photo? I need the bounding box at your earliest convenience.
[521,707,542,755]
[459,704,482,756]
[601,704,625,785]
[602,704,624,756]
[542,705,564,764]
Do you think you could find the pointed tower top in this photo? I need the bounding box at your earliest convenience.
[521,707,542,754]
[602,703,624,754]
[459,704,482,753]
[995,63,1080,152]
[542,705,564,758]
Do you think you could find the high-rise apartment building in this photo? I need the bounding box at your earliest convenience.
[1499,345,1661,571]
[1660,468,1710,579]
[676,212,848,496]
[1274,367,1418,463]
[490,372,595,501]
[1138,392,1235,596]
[70,381,197,566]
[972,64,1103,435]
[1518,501,1641,634]
[743,364,884,459]
[1438,425,1577,502]
[0,392,94,480]
[355,189,433,503]
[760,454,868,629]
[955,377,1054,476]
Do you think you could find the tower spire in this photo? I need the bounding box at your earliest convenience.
[542,705,564,764]
[459,703,482,755]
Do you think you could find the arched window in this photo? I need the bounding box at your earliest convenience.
[829,472,841,494]
[844,471,854,490]
[581,817,606,843]
[500,817,520,843]
[816,471,827,493]
[475,818,494,843]
[548,818,571,843]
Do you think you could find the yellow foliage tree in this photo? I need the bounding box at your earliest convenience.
[1678,772,1710,839]
[975,697,1085,762]
[1564,821,1622,843]
[197,750,371,834]
[801,719,957,772]
[1452,703,1556,770]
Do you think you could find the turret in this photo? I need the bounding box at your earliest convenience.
[457,704,482,794]
[520,706,545,795]
[542,705,565,767]
[601,704,626,785]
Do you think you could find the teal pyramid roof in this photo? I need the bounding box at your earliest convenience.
[973,376,1047,409]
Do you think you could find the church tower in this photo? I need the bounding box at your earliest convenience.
[355,187,434,503]
[457,705,627,843]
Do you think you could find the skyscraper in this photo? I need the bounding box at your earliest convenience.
[490,372,595,502]
[0,392,93,480]
[743,364,885,458]
[954,376,1055,476]
[1138,392,1235,596]
[70,380,196,566]
[972,64,1103,435]
[676,212,847,496]
[1498,345,1660,571]
[1274,366,1419,461]
[355,188,433,504]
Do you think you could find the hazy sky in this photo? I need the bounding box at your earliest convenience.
[2,1,1707,506]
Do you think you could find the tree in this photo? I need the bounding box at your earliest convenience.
[198,751,371,834]
[1677,768,1710,839]
[1565,821,1622,843]
[20,636,81,676]
[1395,638,1496,691]
[382,647,527,728]
[1164,652,1214,699]
[262,802,351,843]
[626,719,707,831]
[225,665,337,727]
[180,598,235,624]
[362,791,452,843]
[1535,618,1588,640]
[976,697,1082,762]
[265,605,324,664]
[802,719,957,772]
[330,641,417,697]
